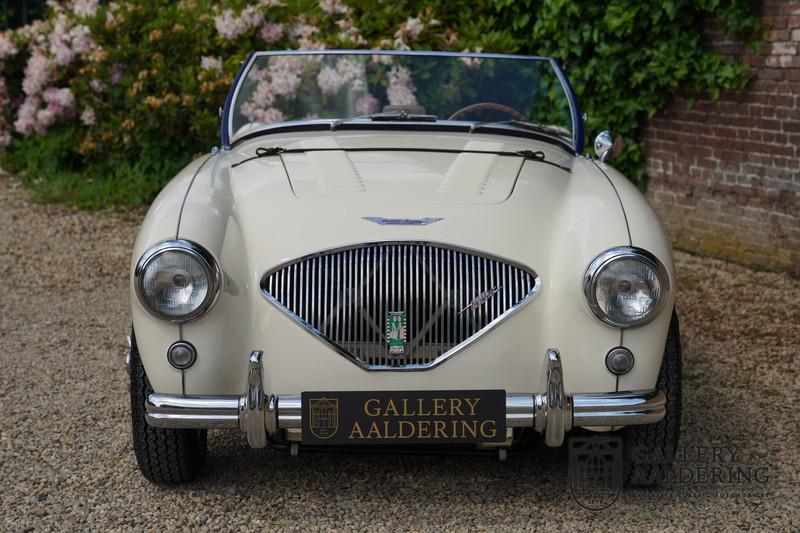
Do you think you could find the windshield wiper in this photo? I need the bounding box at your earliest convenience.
[470,119,568,139]
[363,110,438,122]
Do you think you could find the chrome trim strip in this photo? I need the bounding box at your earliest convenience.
[583,246,671,329]
[277,395,302,429]
[362,217,444,226]
[133,239,222,324]
[258,241,542,371]
[146,394,239,429]
[572,389,665,427]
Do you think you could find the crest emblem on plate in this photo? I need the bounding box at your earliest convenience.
[386,311,407,355]
[569,435,623,511]
[308,397,339,439]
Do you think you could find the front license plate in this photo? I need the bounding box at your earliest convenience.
[301,390,506,445]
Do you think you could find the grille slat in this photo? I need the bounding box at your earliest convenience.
[262,242,539,370]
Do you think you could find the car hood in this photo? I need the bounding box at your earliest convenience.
[177,130,630,276]
[279,136,541,204]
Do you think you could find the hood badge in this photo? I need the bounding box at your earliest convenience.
[363,217,443,226]
[459,286,503,315]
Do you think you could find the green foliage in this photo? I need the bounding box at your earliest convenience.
[491,0,762,186]
[0,0,761,207]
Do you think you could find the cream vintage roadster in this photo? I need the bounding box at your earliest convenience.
[128,50,681,486]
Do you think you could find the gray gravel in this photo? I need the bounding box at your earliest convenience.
[0,176,798,531]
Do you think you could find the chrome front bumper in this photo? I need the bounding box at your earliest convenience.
[145,349,666,448]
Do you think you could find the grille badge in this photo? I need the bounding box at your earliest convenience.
[459,286,503,315]
[386,311,407,355]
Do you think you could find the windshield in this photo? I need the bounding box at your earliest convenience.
[226,51,578,148]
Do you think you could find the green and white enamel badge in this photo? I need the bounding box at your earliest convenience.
[386,311,407,355]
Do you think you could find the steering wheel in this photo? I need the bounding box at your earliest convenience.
[448,102,527,121]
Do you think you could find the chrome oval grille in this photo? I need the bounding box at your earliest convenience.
[260,242,540,370]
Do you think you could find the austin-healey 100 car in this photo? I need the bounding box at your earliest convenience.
[128,50,681,486]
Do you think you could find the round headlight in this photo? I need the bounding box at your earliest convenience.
[584,247,669,328]
[135,240,220,323]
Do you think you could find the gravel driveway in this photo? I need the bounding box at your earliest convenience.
[0,177,797,531]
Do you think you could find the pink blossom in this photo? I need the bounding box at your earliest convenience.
[386,66,417,107]
[0,130,11,147]
[49,15,74,66]
[317,66,345,95]
[258,22,283,43]
[35,107,56,133]
[355,94,379,115]
[268,59,301,97]
[298,37,327,50]
[240,6,264,28]
[22,50,51,95]
[249,65,270,81]
[260,107,284,124]
[336,18,366,45]
[110,63,124,84]
[69,24,95,54]
[72,0,99,18]
[0,78,8,107]
[251,80,275,107]
[392,36,411,51]
[214,10,239,39]
[201,55,223,73]
[395,17,424,41]
[239,101,257,121]
[48,15,96,66]
[214,6,264,40]
[241,103,284,124]
[43,87,75,112]
[371,54,394,65]
[0,33,17,60]
[270,70,300,97]
[80,106,96,126]
[319,0,348,15]
[14,96,40,135]
[336,58,365,91]
[459,48,484,68]
[336,58,361,82]
[89,78,104,92]
[289,23,318,42]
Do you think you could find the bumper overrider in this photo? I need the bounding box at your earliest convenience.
[143,349,666,449]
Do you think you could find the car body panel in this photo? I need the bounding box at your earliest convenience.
[136,129,676,398]
[597,162,677,391]
[129,155,211,393]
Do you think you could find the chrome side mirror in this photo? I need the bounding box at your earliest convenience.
[594,131,624,162]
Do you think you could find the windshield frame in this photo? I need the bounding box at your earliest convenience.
[220,50,583,153]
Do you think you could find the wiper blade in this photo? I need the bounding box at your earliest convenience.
[364,110,438,122]
[470,119,567,138]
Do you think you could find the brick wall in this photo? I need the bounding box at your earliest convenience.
[643,1,799,274]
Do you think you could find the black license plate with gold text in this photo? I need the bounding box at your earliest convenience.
[301,390,506,445]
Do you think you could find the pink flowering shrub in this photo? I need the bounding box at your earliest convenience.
[0,0,515,207]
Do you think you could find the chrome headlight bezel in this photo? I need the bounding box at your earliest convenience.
[134,239,221,324]
[584,246,670,329]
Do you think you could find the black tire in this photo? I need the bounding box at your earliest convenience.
[129,333,207,484]
[623,310,682,487]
